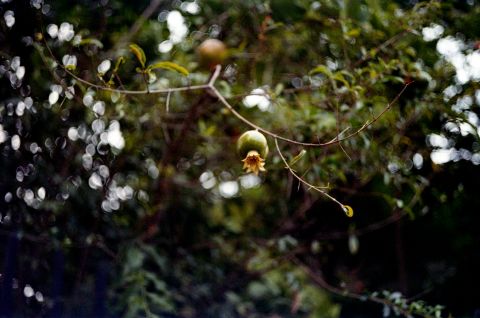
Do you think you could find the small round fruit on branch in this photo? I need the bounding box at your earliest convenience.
[237,130,269,175]
[197,38,228,69]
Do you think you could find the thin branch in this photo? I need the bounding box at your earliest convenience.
[209,79,411,147]
[353,29,413,67]
[333,101,352,160]
[166,90,171,112]
[65,67,210,95]
[274,138,349,213]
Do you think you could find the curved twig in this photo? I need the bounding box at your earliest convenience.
[208,71,412,147]
[274,138,350,214]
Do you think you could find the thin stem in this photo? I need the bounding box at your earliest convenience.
[274,138,347,211]
[209,80,411,147]
[166,90,171,112]
[65,68,210,94]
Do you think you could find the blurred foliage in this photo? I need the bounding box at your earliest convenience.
[1,0,480,317]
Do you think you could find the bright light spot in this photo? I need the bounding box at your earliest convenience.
[199,170,216,189]
[180,1,200,14]
[123,186,134,199]
[475,90,480,106]
[88,173,103,189]
[459,122,475,136]
[16,101,25,116]
[107,121,125,150]
[422,23,444,42]
[83,92,95,107]
[37,187,46,200]
[29,143,39,153]
[15,66,25,80]
[166,10,188,44]
[4,192,12,203]
[427,133,449,148]
[148,165,159,179]
[243,88,271,111]
[48,91,59,105]
[4,10,15,28]
[58,22,75,42]
[443,85,461,101]
[219,181,239,198]
[24,189,34,203]
[67,127,78,141]
[466,51,480,80]
[472,153,480,165]
[239,174,261,189]
[86,143,95,156]
[35,291,44,302]
[452,95,472,113]
[431,148,455,164]
[387,162,399,173]
[23,285,34,298]
[97,60,111,75]
[437,36,480,84]
[65,86,75,99]
[98,165,109,179]
[444,121,459,134]
[72,35,82,46]
[24,97,33,109]
[437,36,463,58]
[0,125,6,144]
[413,153,423,169]
[62,54,77,69]
[10,56,20,71]
[92,119,105,134]
[11,135,20,150]
[82,154,93,170]
[31,0,44,9]
[158,40,173,53]
[47,24,58,38]
[51,84,63,93]
[92,101,105,116]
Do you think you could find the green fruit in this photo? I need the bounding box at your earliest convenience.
[237,130,269,159]
[197,39,228,68]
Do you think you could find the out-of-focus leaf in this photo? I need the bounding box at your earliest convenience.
[78,38,104,48]
[147,61,189,76]
[289,149,307,166]
[310,65,333,77]
[113,56,125,73]
[129,43,146,68]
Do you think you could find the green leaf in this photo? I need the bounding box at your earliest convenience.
[289,149,306,166]
[129,43,146,68]
[332,72,350,88]
[78,38,104,48]
[147,61,189,76]
[309,65,332,77]
[113,56,125,73]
